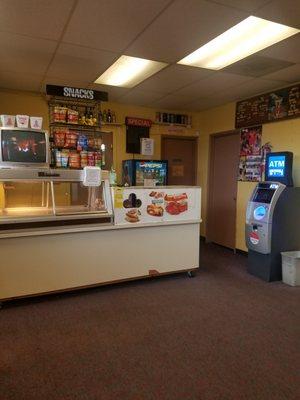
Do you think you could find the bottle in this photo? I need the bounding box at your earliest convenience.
[101,143,106,167]
[109,166,117,186]
[102,110,107,123]
[112,111,116,123]
[98,110,102,125]
[107,109,112,123]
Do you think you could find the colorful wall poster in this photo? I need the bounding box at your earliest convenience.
[239,126,263,182]
[240,126,262,156]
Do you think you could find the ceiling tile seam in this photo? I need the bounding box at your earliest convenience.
[168,74,252,98]
[203,79,300,104]
[39,0,80,92]
[121,0,175,56]
[89,0,176,89]
[0,28,59,44]
[116,64,178,97]
[58,41,121,56]
[204,0,272,14]
[253,0,278,13]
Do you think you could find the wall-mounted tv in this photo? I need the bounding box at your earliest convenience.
[0,128,49,168]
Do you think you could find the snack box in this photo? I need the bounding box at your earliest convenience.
[16,115,29,128]
[0,115,15,127]
[30,116,43,130]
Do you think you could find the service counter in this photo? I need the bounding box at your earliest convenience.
[0,169,201,302]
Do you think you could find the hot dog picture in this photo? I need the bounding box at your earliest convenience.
[165,193,188,215]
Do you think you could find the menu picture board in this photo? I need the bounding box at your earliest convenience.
[235,84,300,128]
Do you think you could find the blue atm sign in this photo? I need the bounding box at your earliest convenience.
[268,155,285,177]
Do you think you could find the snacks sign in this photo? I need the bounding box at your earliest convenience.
[46,84,108,101]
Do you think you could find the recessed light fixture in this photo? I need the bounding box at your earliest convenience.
[94,55,168,88]
[178,16,299,70]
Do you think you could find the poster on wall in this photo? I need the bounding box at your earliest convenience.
[240,126,262,156]
[238,126,262,182]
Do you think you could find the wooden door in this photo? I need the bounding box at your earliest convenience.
[161,136,197,185]
[207,131,240,249]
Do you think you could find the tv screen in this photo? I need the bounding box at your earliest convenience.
[267,155,286,178]
[1,129,47,164]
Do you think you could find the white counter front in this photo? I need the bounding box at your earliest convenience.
[0,186,201,302]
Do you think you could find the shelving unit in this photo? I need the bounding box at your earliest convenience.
[47,96,113,170]
[153,121,191,128]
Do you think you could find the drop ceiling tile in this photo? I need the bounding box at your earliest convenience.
[0,0,75,40]
[254,0,300,28]
[174,72,252,100]
[206,0,270,12]
[224,55,295,77]
[212,78,286,102]
[63,0,171,53]
[186,96,233,111]
[0,32,57,75]
[88,83,130,102]
[150,94,193,110]
[47,43,119,82]
[117,89,164,107]
[257,33,300,64]
[126,0,247,63]
[0,70,43,92]
[42,77,92,92]
[135,64,214,94]
[262,64,300,83]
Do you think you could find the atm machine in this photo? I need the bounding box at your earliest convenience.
[246,152,300,281]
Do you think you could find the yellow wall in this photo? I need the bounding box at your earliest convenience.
[1,87,300,251]
[0,88,201,185]
[100,101,200,183]
[198,103,300,251]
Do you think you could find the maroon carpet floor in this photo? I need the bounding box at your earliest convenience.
[0,242,299,400]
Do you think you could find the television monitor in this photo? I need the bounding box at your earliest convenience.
[0,128,49,168]
[265,151,293,187]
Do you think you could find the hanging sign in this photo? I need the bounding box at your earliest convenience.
[46,84,108,101]
[125,117,152,127]
[83,166,102,187]
[235,84,300,128]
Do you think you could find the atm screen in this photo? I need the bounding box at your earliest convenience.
[267,155,286,178]
[253,189,275,204]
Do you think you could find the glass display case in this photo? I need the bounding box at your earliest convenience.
[0,169,113,229]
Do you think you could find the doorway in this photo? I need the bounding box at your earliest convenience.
[207,130,240,249]
[161,136,197,185]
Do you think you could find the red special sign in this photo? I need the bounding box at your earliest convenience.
[125,117,152,127]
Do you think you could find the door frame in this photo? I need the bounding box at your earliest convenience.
[161,135,198,186]
[206,130,240,249]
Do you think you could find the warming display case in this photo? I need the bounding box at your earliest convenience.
[0,169,113,230]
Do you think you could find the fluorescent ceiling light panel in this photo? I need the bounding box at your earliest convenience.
[94,55,167,88]
[178,16,299,70]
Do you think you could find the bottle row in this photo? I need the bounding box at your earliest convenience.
[155,112,192,125]
[100,109,117,124]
